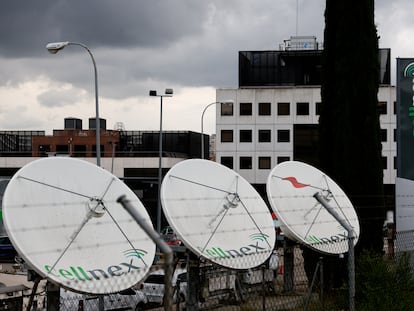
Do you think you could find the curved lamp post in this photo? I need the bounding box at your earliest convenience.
[201,100,234,159]
[46,41,101,167]
[149,89,173,233]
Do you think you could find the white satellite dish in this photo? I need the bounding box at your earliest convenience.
[266,161,359,254]
[2,157,156,294]
[161,159,275,269]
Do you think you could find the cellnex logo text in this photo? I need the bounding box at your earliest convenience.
[198,233,270,259]
[305,232,350,245]
[44,248,146,282]
[404,63,414,136]
[403,62,414,80]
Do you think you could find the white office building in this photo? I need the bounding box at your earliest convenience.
[215,37,395,198]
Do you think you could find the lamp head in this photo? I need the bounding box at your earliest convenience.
[149,90,157,96]
[165,88,173,95]
[46,42,69,54]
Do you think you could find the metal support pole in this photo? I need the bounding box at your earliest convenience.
[117,195,173,311]
[261,264,266,311]
[46,42,101,166]
[200,101,233,159]
[157,96,163,232]
[320,257,324,310]
[283,238,294,293]
[149,89,172,233]
[186,251,200,311]
[201,102,216,159]
[71,43,100,167]
[111,142,116,174]
[90,46,101,167]
[313,192,355,311]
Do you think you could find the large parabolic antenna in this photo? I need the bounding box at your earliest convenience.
[266,161,359,254]
[161,159,275,269]
[2,157,156,294]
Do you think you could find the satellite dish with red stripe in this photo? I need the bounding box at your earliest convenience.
[266,161,359,254]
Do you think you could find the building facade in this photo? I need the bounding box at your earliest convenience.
[215,36,396,199]
[0,118,207,227]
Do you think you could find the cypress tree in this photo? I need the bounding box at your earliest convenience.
[319,0,384,253]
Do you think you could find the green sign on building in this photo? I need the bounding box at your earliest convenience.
[397,58,414,180]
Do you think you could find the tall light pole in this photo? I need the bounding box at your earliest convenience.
[46,41,101,167]
[110,141,117,174]
[201,100,234,159]
[149,89,173,233]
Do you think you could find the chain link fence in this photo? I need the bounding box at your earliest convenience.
[9,222,413,311]
[394,229,414,267]
[3,240,353,311]
[36,238,352,311]
[11,227,414,311]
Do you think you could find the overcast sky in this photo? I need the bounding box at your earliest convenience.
[0,0,412,134]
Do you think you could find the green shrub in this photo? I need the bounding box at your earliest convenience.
[355,250,414,311]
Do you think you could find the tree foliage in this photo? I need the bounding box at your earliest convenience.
[319,0,384,252]
[356,251,414,310]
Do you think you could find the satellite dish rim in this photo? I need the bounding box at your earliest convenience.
[266,160,360,255]
[161,159,275,270]
[2,157,156,294]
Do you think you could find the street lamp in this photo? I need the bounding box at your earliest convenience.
[201,100,234,159]
[149,89,173,233]
[46,41,101,167]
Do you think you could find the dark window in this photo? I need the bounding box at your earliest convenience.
[240,103,252,116]
[145,274,165,284]
[124,168,158,178]
[381,129,387,142]
[296,102,310,115]
[38,144,50,157]
[56,145,69,153]
[277,156,290,163]
[258,130,271,142]
[378,101,387,115]
[240,130,252,142]
[221,157,234,169]
[221,102,233,116]
[382,156,387,169]
[240,157,252,169]
[293,124,319,167]
[277,102,290,116]
[73,145,87,157]
[258,157,271,169]
[258,102,271,116]
[394,156,397,169]
[393,101,397,115]
[277,130,290,142]
[221,130,233,142]
[315,102,321,115]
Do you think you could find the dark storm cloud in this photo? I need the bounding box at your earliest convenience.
[0,0,207,57]
[0,0,409,133]
[0,0,327,103]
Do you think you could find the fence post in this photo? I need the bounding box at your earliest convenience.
[186,251,200,311]
[320,257,324,310]
[117,195,174,311]
[283,239,295,293]
[46,281,60,311]
[313,193,355,311]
